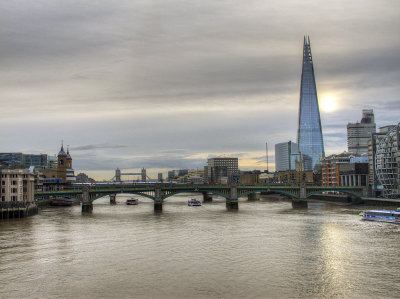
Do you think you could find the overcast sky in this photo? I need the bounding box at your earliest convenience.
[1,0,399,180]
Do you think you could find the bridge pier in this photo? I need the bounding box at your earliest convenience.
[110,194,116,205]
[154,184,163,212]
[202,192,212,202]
[292,186,308,208]
[247,193,260,201]
[82,186,93,213]
[82,202,93,213]
[226,185,238,210]
[291,199,308,208]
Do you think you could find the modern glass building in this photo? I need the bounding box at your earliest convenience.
[297,36,325,170]
[375,124,400,198]
[275,141,299,172]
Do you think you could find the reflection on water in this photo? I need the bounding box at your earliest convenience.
[1,195,400,298]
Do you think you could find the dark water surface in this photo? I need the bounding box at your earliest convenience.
[1,195,399,298]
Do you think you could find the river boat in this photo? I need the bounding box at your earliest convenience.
[188,199,202,206]
[360,209,400,224]
[50,198,80,207]
[126,198,139,205]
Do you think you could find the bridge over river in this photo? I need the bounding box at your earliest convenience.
[35,184,367,212]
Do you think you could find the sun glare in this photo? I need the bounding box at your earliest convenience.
[320,94,337,112]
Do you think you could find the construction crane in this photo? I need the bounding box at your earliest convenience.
[266,141,269,173]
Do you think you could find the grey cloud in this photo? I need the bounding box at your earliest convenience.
[72,144,128,151]
[1,0,399,177]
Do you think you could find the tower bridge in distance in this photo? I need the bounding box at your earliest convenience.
[34,184,367,213]
[110,168,150,182]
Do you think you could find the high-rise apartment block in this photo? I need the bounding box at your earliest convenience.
[297,36,325,171]
[275,141,299,172]
[347,109,376,155]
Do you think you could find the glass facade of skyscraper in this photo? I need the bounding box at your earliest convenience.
[297,36,325,170]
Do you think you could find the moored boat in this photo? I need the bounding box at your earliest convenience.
[126,198,139,205]
[188,199,202,206]
[50,198,80,206]
[360,209,400,224]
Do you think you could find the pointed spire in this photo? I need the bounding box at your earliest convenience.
[58,140,67,157]
[66,145,72,160]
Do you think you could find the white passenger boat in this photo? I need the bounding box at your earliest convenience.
[360,209,400,224]
[126,198,139,205]
[188,199,202,206]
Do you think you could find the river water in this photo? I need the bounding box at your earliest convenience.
[1,195,399,298]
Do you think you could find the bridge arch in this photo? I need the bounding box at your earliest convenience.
[306,189,362,199]
[238,189,300,199]
[61,195,82,202]
[89,191,155,202]
[162,189,230,200]
[34,194,82,202]
[237,190,263,199]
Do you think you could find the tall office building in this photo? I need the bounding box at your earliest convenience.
[297,36,325,170]
[275,141,299,172]
[207,157,239,184]
[347,109,376,155]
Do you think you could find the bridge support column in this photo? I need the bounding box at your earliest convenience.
[110,194,116,205]
[202,192,212,202]
[248,193,260,201]
[292,199,308,208]
[154,184,163,212]
[226,185,238,210]
[82,203,93,213]
[82,186,93,213]
[292,186,307,208]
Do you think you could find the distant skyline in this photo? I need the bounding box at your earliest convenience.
[1,1,399,180]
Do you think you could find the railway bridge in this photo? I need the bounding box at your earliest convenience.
[34,184,367,212]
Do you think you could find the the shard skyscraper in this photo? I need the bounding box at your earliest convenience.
[297,36,325,170]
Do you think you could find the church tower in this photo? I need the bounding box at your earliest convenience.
[66,146,72,168]
[58,143,68,170]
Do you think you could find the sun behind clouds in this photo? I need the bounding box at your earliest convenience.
[320,94,338,113]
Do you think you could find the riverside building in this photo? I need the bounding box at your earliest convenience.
[321,152,369,187]
[368,125,396,196]
[0,169,37,219]
[297,36,325,171]
[373,123,400,198]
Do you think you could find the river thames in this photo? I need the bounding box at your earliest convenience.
[1,195,399,298]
